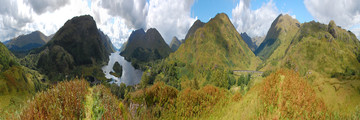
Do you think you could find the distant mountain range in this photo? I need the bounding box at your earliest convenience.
[5,31,51,58]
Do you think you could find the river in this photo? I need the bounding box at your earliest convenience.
[102,51,143,86]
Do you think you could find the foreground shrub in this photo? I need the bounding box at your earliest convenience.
[92,85,124,119]
[260,69,327,119]
[20,78,88,119]
[175,85,228,117]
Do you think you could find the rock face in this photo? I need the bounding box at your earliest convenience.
[120,28,171,63]
[328,20,337,38]
[170,36,182,52]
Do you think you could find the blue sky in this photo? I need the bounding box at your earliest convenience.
[192,0,313,23]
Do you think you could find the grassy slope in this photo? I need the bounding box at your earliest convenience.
[255,14,300,71]
[170,13,260,70]
[0,42,47,115]
[283,21,360,77]
[279,21,360,115]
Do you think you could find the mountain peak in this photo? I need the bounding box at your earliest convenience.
[255,14,300,60]
[37,15,114,78]
[185,19,205,40]
[209,13,231,24]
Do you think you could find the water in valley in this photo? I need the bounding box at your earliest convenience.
[102,51,143,86]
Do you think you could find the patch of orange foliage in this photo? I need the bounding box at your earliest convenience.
[20,79,88,119]
[260,69,327,119]
[175,85,228,117]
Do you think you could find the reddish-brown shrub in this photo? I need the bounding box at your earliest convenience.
[175,85,228,117]
[20,78,88,119]
[260,69,327,119]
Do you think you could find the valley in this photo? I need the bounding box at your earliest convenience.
[0,1,360,119]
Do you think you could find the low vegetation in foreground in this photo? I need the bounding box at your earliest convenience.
[0,78,127,119]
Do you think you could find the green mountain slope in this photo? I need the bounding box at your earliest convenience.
[255,14,300,61]
[34,15,115,81]
[141,13,261,90]
[281,20,360,77]
[0,42,46,111]
[5,31,50,58]
[185,20,205,40]
[172,13,260,70]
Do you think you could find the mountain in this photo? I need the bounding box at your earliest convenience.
[255,14,360,78]
[143,13,261,89]
[185,20,205,40]
[120,28,171,68]
[34,15,115,81]
[5,31,50,58]
[254,14,300,62]
[169,36,182,52]
[280,20,360,77]
[172,13,260,70]
[240,32,257,52]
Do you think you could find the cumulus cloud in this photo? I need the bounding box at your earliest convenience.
[27,0,71,14]
[304,0,360,39]
[96,0,197,44]
[97,0,149,29]
[24,0,91,36]
[146,0,196,43]
[231,0,279,38]
[0,0,197,48]
[0,0,33,41]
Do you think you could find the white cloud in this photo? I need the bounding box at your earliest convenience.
[231,0,279,38]
[97,0,149,29]
[304,0,360,40]
[24,0,92,36]
[27,0,71,14]
[146,0,196,44]
[0,0,33,41]
[0,0,197,48]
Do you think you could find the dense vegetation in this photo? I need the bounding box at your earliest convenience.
[139,13,260,92]
[27,15,115,81]
[0,42,47,116]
